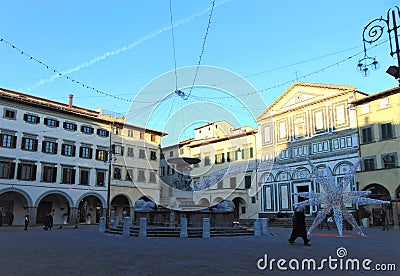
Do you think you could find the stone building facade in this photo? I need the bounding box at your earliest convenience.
[255,82,368,217]
[0,88,164,226]
[160,121,259,219]
[351,86,400,228]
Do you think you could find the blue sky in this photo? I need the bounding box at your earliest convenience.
[0,0,398,142]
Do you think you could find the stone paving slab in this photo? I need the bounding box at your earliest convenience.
[0,225,399,275]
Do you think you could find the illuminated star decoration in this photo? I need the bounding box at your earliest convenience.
[293,160,390,237]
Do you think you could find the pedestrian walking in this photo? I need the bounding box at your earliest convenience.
[24,214,30,231]
[380,208,389,231]
[288,206,311,246]
[44,213,53,230]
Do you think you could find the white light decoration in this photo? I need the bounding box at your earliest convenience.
[293,160,390,237]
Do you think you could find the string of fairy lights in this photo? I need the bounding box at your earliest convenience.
[0,38,153,104]
[185,0,216,100]
[0,36,389,107]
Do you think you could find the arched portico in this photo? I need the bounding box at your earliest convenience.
[362,183,392,226]
[0,189,32,226]
[36,191,73,225]
[78,194,104,224]
[111,194,131,223]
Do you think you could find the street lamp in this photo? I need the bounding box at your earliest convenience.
[358,6,400,85]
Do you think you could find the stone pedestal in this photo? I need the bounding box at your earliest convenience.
[261,218,268,235]
[123,217,131,237]
[99,217,106,233]
[139,218,147,238]
[202,218,210,238]
[180,218,188,238]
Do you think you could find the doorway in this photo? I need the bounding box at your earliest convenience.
[295,184,310,214]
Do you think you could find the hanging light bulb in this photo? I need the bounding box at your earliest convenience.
[356,62,364,73]
[362,67,370,77]
[371,59,380,71]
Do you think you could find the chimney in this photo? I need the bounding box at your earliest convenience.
[68,94,73,108]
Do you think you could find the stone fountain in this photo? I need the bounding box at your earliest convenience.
[133,157,234,228]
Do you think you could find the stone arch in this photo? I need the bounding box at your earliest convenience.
[292,167,311,180]
[362,183,391,200]
[260,172,274,183]
[0,187,33,206]
[212,197,224,205]
[197,198,210,206]
[35,190,73,225]
[315,164,332,177]
[362,183,392,226]
[396,185,400,200]
[34,190,74,207]
[77,193,105,224]
[333,161,355,175]
[0,188,33,225]
[111,194,132,223]
[276,170,291,181]
[76,192,106,208]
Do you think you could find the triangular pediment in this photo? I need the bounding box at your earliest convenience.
[282,91,321,108]
[256,82,356,121]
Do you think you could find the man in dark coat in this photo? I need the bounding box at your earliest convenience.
[288,206,311,246]
[24,214,30,231]
[44,213,53,230]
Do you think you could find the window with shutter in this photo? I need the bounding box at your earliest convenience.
[380,123,394,140]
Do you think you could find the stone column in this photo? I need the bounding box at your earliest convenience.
[392,201,399,230]
[28,207,37,225]
[123,217,131,237]
[70,207,79,228]
[261,218,268,235]
[202,218,210,238]
[130,207,135,221]
[139,218,147,238]
[180,218,188,238]
[254,219,261,236]
[99,217,106,233]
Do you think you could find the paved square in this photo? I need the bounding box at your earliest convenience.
[0,225,398,275]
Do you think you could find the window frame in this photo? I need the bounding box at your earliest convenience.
[0,160,15,179]
[42,164,57,183]
[3,108,17,120]
[360,125,374,144]
[17,162,37,181]
[61,167,76,184]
